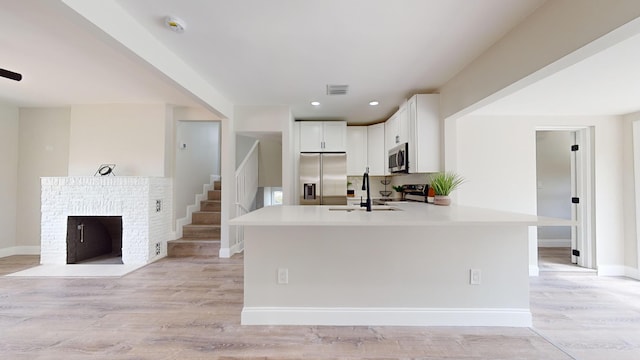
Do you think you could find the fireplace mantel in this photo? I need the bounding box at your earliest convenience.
[41,177,172,265]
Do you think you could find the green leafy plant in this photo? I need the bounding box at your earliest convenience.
[392,185,403,193]
[429,172,464,196]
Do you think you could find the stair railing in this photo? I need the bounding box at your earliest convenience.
[234,140,259,252]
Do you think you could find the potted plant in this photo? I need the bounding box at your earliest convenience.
[347,181,355,197]
[429,171,464,206]
[392,185,404,200]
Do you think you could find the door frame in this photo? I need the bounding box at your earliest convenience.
[536,126,596,269]
[632,121,640,275]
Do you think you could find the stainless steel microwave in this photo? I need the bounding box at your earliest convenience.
[388,142,408,173]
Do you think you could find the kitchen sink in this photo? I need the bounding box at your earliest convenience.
[328,205,401,212]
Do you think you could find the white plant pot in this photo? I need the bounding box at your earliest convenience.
[434,195,451,206]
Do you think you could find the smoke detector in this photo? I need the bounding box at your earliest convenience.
[164,16,186,33]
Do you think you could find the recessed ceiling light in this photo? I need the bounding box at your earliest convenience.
[369,100,379,106]
[311,101,320,106]
[164,16,186,33]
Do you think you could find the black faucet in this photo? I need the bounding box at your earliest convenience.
[360,167,372,212]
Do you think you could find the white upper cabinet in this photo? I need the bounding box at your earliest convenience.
[346,126,368,175]
[299,121,347,152]
[384,103,408,155]
[322,121,347,151]
[367,122,385,176]
[407,94,441,173]
[384,112,398,155]
[387,105,408,146]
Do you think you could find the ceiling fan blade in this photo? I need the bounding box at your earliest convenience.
[0,68,22,81]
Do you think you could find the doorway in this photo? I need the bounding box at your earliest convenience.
[536,127,595,271]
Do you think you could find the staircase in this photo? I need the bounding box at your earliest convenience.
[168,181,221,257]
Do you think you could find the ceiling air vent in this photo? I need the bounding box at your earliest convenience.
[326,84,349,95]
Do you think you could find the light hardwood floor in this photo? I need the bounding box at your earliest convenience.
[1,249,639,359]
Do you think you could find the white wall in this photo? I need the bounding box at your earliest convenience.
[451,115,626,272]
[175,121,220,220]
[536,131,572,241]
[68,104,168,176]
[0,102,19,254]
[258,137,282,187]
[16,108,70,248]
[234,105,294,204]
[236,134,257,168]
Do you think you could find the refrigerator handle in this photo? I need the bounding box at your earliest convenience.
[303,183,317,200]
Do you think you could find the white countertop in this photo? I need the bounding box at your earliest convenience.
[229,202,573,227]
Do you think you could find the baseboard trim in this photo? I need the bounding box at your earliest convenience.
[219,247,230,258]
[241,307,532,327]
[219,242,244,259]
[537,239,571,247]
[529,265,540,277]
[0,246,41,258]
[625,266,640,280]
[597,265,626,276]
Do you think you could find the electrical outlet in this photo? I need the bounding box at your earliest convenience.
[155,242,161,256]
[470,269,481,285]
[277,268,288,284]
[155,200,162,212]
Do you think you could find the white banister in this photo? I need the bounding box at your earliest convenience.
[233,140,259,252]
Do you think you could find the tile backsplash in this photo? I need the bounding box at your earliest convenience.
[348,173,434,199]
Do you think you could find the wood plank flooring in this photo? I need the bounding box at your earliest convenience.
[0,250,639,359]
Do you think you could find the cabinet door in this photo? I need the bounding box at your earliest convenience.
[409,94,441,173]
[322,121,347,151]
[367,123,385,176]
[300,121,324,152]
[407,96,418,173]
[347,126,367,175]
[396,105,409,144]
[385,113,397,149]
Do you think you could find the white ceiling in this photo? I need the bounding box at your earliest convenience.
[113,0,549,124]
[6,1,640,124]
[473,31,640,117]
[0,0,549,124]
[0,0,202,109]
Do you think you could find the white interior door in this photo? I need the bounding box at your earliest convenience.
[572,128,595,269]
[570,131,579,264]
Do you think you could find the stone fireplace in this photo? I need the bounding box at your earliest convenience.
[41,177,172,265]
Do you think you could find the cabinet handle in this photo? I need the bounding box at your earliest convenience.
[78,224,85,243]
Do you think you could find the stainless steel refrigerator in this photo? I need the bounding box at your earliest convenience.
[299,152,347,205]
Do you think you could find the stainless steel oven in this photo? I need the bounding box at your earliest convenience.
[388,142,408,173]
[402,184,428,202]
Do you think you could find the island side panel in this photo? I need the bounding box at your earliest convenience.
[243,225,530,326]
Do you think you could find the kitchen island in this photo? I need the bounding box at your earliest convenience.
[230,202,570,327]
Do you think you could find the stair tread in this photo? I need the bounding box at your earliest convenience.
[167,239,220,257]
[173,180,222,257]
